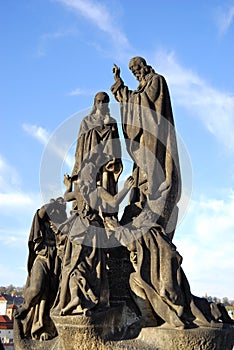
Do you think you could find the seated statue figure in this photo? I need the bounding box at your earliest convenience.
[52,155,133,316]
[115,206,234,329]
[15,197,67,341]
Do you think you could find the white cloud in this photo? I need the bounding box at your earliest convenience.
[23,123,50,144]
[215,5,234,35]
[23,122,76,201]
[37,28,78,56]
[0,156,65,288]
[54,0,130,53]
[67,87,94,96]
[0,154,42,208]
[0,193,33,207]
[23,123,73,169]
[175,191,234,299]
[41,28,77,41]
[0,228,28,245]
[153,51,234,152]
[0,155,21,191]
[0,156,37,217]
[0,155,42,251]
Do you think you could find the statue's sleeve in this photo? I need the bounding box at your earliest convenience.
[110,78,132,102]
[27,211,43,273]
[72,123,86,177]
[144,74,161,103]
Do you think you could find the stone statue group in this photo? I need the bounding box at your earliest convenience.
[15,57,233,343]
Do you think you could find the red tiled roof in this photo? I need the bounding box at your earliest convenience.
[0,315,11,322]
[7,304,17,309]
[0,315,13,329]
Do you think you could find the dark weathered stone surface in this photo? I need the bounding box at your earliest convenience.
[111,56,181,240]
[71,91,122,213]
[14,198,67,341]
[137,326,234,350]
[107,246,134,302]
[52,302,141,345]
[15,314,234,350]
[111,56,234,331]
[14,317,60,350]
[14,58,234,350]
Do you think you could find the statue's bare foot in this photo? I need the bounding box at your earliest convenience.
[72,305,86,315]
[61,297,80,315]
[159,322,185,330]
[40,332,50,341]
[194,319,223,329]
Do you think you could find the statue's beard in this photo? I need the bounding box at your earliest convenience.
[135,73,142,81]
[96,108,108,117]
[134,69,146,83]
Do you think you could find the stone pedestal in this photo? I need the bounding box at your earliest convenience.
[51,303,141,350]
[137,326,234,350]
[14,318,60,350]
[14,308,234,350]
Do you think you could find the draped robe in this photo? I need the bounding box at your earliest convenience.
[111,72,181,238]
[71,113,122,215]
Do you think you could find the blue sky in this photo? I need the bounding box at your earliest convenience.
[1,0,234,300]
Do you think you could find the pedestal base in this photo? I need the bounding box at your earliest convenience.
[14,309,234,350]
[52,302,141,349]
[136,326,234,350]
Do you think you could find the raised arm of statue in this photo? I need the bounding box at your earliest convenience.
[113,64,121,82]
[111,64,133,103]
[63,173,76,202]
[97,176,134,208]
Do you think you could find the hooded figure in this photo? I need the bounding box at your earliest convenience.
[71,91,122,217]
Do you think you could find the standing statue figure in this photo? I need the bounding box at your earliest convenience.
[111,57,181,239]
[15,198,67,341]
[71,91,122,217]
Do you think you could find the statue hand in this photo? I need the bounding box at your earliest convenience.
[105,159,115,172]
[63,173,71,187]
[113,64,121,81]
[50,220,59,234]
[124,176,134,189]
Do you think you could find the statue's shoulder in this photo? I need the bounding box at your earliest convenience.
[108,116,118,125]
[80,114,91,125]
[79,114,93,133]
[151,71,164,81]
[149,72,168,89]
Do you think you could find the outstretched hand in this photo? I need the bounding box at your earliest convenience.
[63,173,71,187]
[113,64,121,81]
[50,220,59,234]
[124,176,134,189]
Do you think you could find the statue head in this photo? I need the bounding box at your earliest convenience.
[48,197,67,223]
[77,152,101,193]
[129,56,151,82]
[129,56,147,67]
[93,91,110,115]
[77,151,114,195]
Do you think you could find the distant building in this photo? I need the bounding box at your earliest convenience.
[1,294,23,309]
[6,305,17,321]
[0,297,7,316]
[0,295,17,350]
[0,315,14,346]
